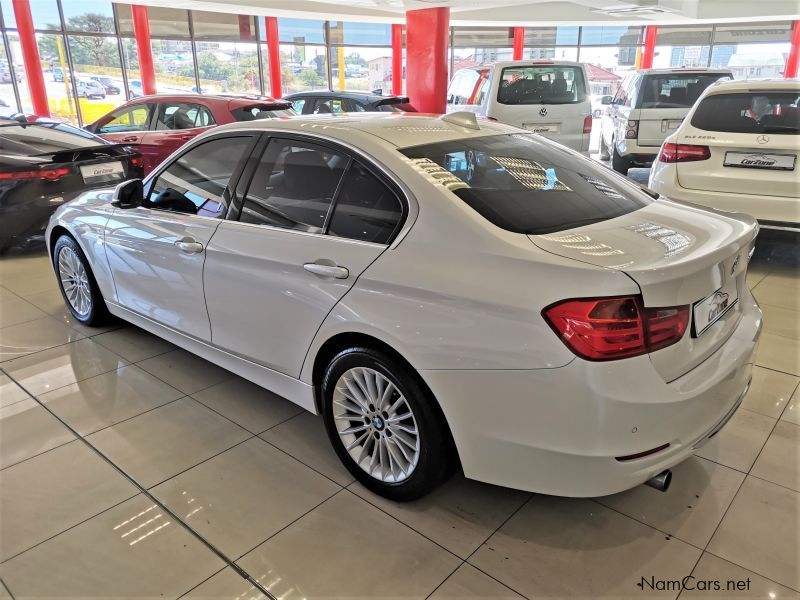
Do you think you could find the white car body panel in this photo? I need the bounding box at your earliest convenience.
[46,113,761,497]
[650,78,800,229]
[446,61,591,153]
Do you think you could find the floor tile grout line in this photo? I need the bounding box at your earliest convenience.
[423,561,466,600]
[1,373,280,600]
[752,363,800,379]
[0,492,140,566]
[176,566,230,600]
[0,576,16,600]
[186,391,304,439]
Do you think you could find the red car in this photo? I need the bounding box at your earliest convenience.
[85,94,293,174]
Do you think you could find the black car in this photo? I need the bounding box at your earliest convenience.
[90,76,121,95]
[0,117,142,252]
[284,90,415,115]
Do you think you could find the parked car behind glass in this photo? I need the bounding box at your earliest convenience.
[0,118,142,252]
[77,79,106,100]
[85,94,294,174]
[90,76,121,95]
[284,90,416,114]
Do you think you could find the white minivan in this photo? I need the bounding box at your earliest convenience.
[599,68,732,174]
[446,60,592,154]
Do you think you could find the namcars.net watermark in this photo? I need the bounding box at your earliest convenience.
[638,576,751,593]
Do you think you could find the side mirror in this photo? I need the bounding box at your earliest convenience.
[601,96,613,105]
[112,178,143,209]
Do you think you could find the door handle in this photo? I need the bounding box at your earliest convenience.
[174,237,204,254]
[303,262,349,279]
[120,136,139,143]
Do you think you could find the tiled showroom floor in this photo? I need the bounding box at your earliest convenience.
[0,228,798,600]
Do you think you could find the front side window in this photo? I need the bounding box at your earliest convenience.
[98,105,151,133]
[637,73,732,109]
[691,92,800,134]
[290,99,306,113]
[497,65,587,105]
[155,103,216,130]
[401,134,650,235]
[240,139,348,233]
[148,136,252,217]
[328,161,403,244]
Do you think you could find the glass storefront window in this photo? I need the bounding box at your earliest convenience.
[656,25,712,46]
[452,27,513,47]
[525,47,579,61]
[329,21,392,46]
[276,18,325,45]
[116,5,190,38]
[192,11,256,41]
[452,47,513,71]
[281,44,328,94]
[712,22,792,44]
[524,27,579,46]
[67,34,124,122]
[653,45,711,68]
[0,37,19,110]
[329,46,390,92]
[580,26,643,46]
[27,32,79,123]
[196,41,260,94]
[61,0,115,33]
[713,42,792,78]
[152,39,195,93]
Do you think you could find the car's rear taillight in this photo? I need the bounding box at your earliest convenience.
[543,295,689,361]
[624,120,638,139]
[582,114,592,135]
[130,155,143,166]
[0,166,70,181]
[659,143,710,163]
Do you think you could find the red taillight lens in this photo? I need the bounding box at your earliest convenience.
[130,155,143,166]
[0,167,69,181]
[543,295,689,361]
[659,143,710,163]
[583,114,593,134]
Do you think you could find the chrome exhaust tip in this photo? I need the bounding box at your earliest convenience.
[644,469,672,492]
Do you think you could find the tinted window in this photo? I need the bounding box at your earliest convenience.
[637,73,731,109]
[328,162,403,244]
[497,66,587,105]
[314,99,345,114]
[231,106,295,121]
[148,136,251,217]
[290,99,306,113]
[400,134,650,235]
[240,139,347,233]
[155,102,215,130]
[691,92,800,135]
[99,105,151,133]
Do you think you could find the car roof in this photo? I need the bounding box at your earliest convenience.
[199,112,520,150]
[283,90,390,102]
[457,60,584,71]
[128,93,288,107]
[703,78,800,94]
[637,67,733,75]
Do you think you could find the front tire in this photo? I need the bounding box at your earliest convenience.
[321,347,452,501]
[53,235,109,326]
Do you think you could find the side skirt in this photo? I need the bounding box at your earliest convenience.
[107,302,317,414]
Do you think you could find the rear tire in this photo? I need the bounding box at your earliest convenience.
[321,347,452,501]
[53,235,109,326]
[611,143,630,175]
[598,135,610,161]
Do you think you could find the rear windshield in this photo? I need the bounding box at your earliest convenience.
[231,106,295,121]
[400,134,650,235]
[691,92,800,135]
[638,73,731,109]
[497,65,587,105]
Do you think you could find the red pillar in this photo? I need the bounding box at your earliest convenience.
[265,17,282,99]
[12,0,48,116]
[784,20,800,78]
[405,7,449,114]
[131,5,156,95]
[391,24,403,96]
[513,27,525,61]
[641,25,658,69]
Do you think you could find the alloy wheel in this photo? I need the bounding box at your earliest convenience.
[57,246,92,318]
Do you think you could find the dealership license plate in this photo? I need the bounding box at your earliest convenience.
[523,123,560,134]
[693,278,739,337]
[724,152,796,171]
[79,161,125,183]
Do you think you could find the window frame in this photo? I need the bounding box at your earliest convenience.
[142,132,258,220]
[229,132,408,246]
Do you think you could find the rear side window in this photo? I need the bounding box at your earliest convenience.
[240,139,347,233]
[400,134,650,235]
[328,162,403,244]
[155,103,215,130]
[231,105,295,121]
[691,92,800,135]
[637,73,731,109]
[497,66,586,105]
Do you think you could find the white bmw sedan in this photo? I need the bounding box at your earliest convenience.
[650,78,799,232]
[47,112,761,500]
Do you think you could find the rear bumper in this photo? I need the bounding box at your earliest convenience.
[616,138,659,166]
[420,288,762,497]
[650,164,799,228]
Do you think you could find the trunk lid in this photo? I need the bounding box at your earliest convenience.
[676,127,800,198]
[529,200,757,381]
[637,108,688,147]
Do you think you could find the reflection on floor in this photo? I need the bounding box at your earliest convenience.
[0,228,798,599]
